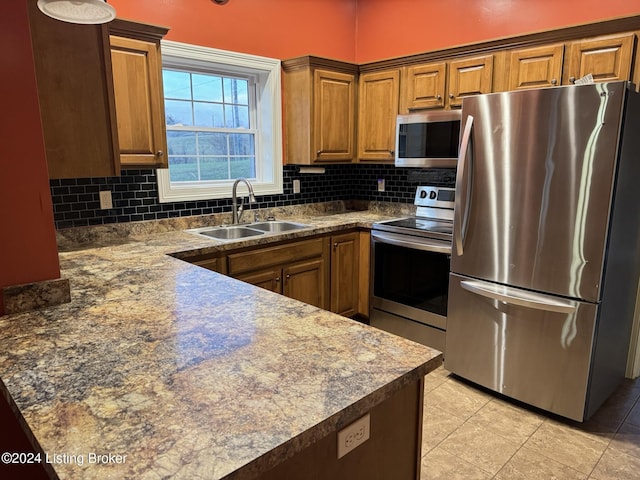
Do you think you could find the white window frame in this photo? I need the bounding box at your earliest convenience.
[158,40,283,203]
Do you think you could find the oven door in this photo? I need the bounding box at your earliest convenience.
[370,230,451,351]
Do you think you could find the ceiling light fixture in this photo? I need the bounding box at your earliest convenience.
[37,0,116,25]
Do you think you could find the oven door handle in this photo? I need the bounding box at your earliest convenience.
[372,231,452,254]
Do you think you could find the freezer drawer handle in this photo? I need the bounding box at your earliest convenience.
[460,280,578,314]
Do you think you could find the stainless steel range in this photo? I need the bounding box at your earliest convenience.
[370,186,454,353]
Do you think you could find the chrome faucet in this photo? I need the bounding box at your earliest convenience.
[231,178,256,224]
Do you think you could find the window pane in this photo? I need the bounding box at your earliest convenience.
[200,157,229,181]
[228,133,254,156]
[168,157,199,182]
[167,131,197,155]
[223,77,248,105]
[230,156,255,178]
[165,100,193,126]
[194,102,224,128]
[192,73,223,102]
[163,70,192,100]
[225,105,249,129]
[198,132,227,155]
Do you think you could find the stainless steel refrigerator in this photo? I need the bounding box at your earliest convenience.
[445,81,640,421]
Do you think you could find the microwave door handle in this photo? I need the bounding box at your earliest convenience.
[454,114,474,256]
[460,280,578,314]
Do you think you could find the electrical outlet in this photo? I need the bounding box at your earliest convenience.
[293,179,301,194]
[337,413,370,459]
[99,190,113,210]
[377,178,385,192]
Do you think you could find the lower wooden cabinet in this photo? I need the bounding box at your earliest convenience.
[228,237,330,310]
[330,232,360,317]
[187,230,370,317]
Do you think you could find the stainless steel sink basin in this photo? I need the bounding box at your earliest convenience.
[248,221,309,232]
[186,221,309,241]
[190,226,265,240]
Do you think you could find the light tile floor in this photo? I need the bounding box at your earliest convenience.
[421,367,640,479]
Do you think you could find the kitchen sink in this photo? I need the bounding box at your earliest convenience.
[186,221,309,241]
[191,226,265,240]
[248,221,309,232]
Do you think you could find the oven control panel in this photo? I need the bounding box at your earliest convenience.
[415,186,455,209]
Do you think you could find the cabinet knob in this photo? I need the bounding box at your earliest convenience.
[285,274,291,279]
[275,277,281,282]
[156,150,164,157]
[333,242,338,248]
[389,150,394,157]
[436,94,442,100]
[569,76,576,84]
[316,150,322,157]
[551,79,557,85]
[449,93,455,99]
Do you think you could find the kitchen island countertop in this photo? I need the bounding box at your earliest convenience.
[0,210,442,479]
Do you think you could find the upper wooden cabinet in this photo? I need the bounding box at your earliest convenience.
[109,20,169,168]
[28,8,169,179]
[565,33,635,84]
[447,55,494,108]
[508,44,565,90]
[398,55,494,112]
[283,57,358,164]
[357,70,400,162]
[28,1,120,179]
[400,62,447,112]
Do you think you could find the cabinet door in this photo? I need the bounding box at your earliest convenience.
[283,258,328,309]
[401,62,446,112]
[448,55,494,108]
[357,70,401,162]
[192,256,227,274]
[110,35,168,168]
[566,33,635,84]
[508,44,564,90]
[28,2,119,179]
[330,232,359,317]
[313,69,356,162]
[236,268,282,293]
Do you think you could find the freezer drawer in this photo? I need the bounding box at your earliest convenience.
[445,273,598,421]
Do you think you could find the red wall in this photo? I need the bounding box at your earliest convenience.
[0,0,61,315]
[110,0,640,63]
[109,0,357,61]
[356,0,640,63]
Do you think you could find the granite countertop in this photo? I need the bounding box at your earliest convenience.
[0,207,442,480]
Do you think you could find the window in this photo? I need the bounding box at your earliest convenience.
[158,41,283,202]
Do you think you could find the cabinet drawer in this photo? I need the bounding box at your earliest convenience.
[228,237,326,275]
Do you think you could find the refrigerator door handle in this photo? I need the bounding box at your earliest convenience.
[460,280,578,314]
[455,114,474,256]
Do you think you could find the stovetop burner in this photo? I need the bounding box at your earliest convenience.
[372,185,455,241]
[373,216,453,241]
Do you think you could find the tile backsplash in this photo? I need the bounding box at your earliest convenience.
[50,165,456,229]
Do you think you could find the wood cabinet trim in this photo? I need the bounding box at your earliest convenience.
[282,56,359,74]
[109,18,169,41]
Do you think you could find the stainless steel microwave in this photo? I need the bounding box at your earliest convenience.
[395,110,462,168]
